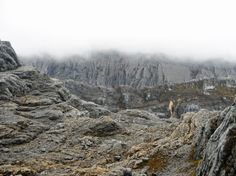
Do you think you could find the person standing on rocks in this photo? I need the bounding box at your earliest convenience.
[168,99,175,117]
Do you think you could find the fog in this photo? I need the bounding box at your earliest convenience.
[1,0,236,60]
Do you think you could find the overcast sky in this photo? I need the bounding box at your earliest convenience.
[1,0,236,60]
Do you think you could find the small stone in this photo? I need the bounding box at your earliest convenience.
[2,148,10,153]
[114,155,121,161]
[40,148,46,152]
[57,123,65,128]
[142,157,149,161]
[133,160,143,169]
[64,156,73,160]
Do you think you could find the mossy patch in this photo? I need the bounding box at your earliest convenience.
[136,152,168,174]
[177,146,201,176]
[212,85,236,98]
[188,147,201,176]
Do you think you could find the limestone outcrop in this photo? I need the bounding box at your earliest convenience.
[23,51,236,88]
[0,41,236,176]
[0,41,20,71]
[196,106,236,176]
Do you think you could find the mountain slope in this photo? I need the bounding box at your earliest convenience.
[1,41,236,175]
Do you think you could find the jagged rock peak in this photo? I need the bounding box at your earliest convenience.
[0,40,21,72]
[23,52,236,88]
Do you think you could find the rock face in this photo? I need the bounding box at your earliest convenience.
[0,41,20,71]
[23,51,236,88]
[196,106,236,176]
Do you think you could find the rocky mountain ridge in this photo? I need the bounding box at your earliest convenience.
[23,53,236,117]
[0,41,236,176]
[22,51,236,88]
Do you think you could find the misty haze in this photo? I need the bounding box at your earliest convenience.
[1,0,236,176]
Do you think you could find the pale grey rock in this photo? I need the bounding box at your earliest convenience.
[87,117,123,137]
[0,114,49,146]
[193,109,222,160]
[0,41,20,72]
[113,109,161,126]
[70,116,124,137]
[105,166,132,176]
[68,95,111,118]
[99,139,128,155]
[196,106,236,176]
[0,73,30,100]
